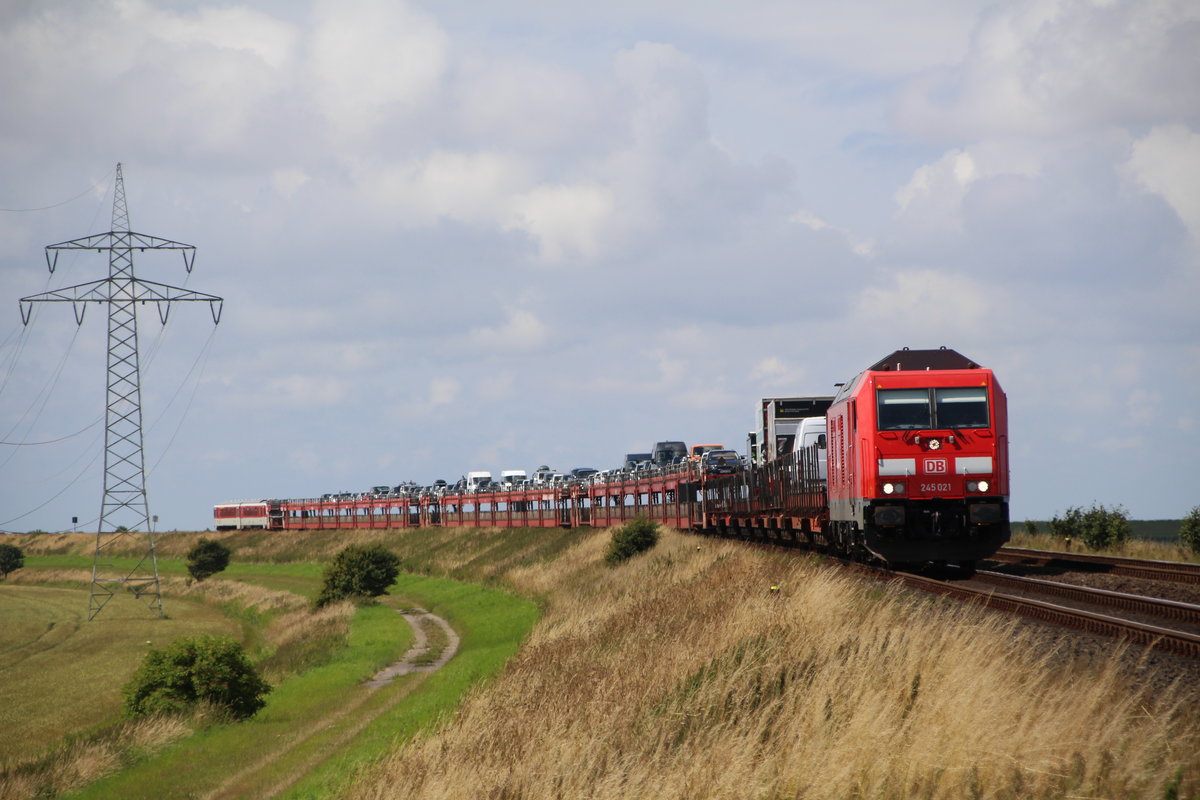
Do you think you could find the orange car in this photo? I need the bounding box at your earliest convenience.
[689,443,725,461]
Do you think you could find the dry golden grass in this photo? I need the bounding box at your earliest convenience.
[4,567,91,585]
[169,574,309,614]
[348,528,1198,800]
[0,707,194,800]
[1009,530,1199,562]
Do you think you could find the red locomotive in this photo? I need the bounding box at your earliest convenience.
[825,348,1009,571]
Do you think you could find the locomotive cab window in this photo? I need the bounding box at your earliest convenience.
[877,386,990,430]
[877,389,932,430]
[934,386,989,428]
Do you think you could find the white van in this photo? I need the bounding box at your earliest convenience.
[791,417,828,479]
[500,469,528,488]
[466,471,493,492]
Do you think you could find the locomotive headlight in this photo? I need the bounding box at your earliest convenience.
[882,482,905,495]
[976,479,990,493]
[882,483,894,495]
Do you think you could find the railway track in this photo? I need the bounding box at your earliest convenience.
[725,533,1200,657]
[891,569,1200,659]
[992,547,1200,585]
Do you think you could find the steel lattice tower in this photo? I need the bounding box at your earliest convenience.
[20,163,223,620]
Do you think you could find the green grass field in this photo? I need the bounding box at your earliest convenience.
[0,585,242,766]
[0,535,542,798]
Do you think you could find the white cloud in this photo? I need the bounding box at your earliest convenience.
[850,269,1006,342]
[469,308,549,350]
[507,183,615,263]
[895,0,1200,140]
[791,209,874,257]
[750,356,804,387]
[427,377,459,407]
[615,42,709,149]
[134,2,298,69]
[355,151,529,226]
[453,55,606,153]
[892,143,1042,233]
[262,374,349,408]
[307,0,448,140]
[1127,124,1200,244]
[271,168,310,198]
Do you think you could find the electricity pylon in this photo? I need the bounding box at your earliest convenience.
[19,163,223,620]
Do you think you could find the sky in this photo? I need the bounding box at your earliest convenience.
[1,0,1198,533]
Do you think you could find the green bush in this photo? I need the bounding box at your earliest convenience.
[316,543,401,608]
[0,541,24,579]
[186,538,232,581]
[1050,503,1131,550]
[605,517,660,565]
[1180,506,1200,553]
[122,635,270,720]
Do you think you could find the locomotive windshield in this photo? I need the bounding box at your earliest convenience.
[877,386,989,430]
[934,386,989,428]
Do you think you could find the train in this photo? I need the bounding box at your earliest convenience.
[214,347,1010,571]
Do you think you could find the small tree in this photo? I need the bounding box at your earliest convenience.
[1051,503,1130,550]
[605,517,660,565]
[122,634,270,720]
[1048,506,1083,542]
[186,538,232,582]
[316,543,400,608]
[1180,506,1200,554]
[0,542,24,580]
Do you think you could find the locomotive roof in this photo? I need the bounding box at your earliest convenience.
[868,347,981,372]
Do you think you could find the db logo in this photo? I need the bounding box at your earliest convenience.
[923,458,948,474]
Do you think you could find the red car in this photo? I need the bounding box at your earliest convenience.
[825,347,1009,571]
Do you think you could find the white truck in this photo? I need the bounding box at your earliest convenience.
[499,469,528,488]
[790,416,829,479]
[466,471,493,492]
[755,396,834,465]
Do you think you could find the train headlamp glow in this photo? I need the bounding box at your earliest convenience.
[966,480,991,493]
[927,438,941,450]
[976,479,989,492]
[882,482,905,495]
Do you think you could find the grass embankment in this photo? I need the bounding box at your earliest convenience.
[347,527,1199,800]
[0,586,241,766]
[2,528,547,799]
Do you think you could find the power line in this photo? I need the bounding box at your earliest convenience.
[0,417,102,446]
[0,169,114,213]
[148,326,219,477]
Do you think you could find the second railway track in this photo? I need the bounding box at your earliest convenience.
[889,569,1200,659]
[992,546,1200,585]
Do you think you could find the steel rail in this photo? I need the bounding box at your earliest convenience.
[892,571,1200,659]
[993,547,1200,585]
[973,570,1200,625]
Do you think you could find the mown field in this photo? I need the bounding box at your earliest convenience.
[3,525,1199,799]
